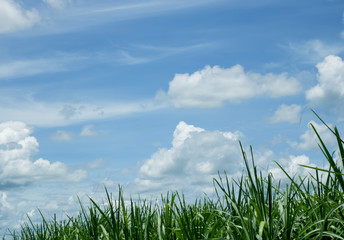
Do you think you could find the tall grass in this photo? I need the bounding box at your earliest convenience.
[4,114,344,239]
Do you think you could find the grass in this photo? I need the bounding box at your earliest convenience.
[4,113,344,239]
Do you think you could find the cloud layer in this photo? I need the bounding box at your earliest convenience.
[165,65,302,108]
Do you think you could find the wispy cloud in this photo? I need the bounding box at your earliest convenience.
[87,158,108,169]
[80,124,107,137]
[0,0,40,33]
[114,43,214,65]
[285,39,344,64]
[26,0,222,35]
[114,50,151,65]
[88,0,220,15]
[0,96,163,127]
[0,44,212,78]
[51,130,74,141]
[0,54,87,79]
[43,0,71,9]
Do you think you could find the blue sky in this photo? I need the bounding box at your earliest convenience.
[0,0,344,233]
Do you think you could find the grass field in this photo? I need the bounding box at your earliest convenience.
[4,113,344,239]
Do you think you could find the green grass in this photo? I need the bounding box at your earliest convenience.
[4,113,344,239]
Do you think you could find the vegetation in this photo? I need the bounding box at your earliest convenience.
[4,113,344,239]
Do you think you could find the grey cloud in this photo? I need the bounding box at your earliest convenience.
[60,105,79,119]
[0,142,22,151]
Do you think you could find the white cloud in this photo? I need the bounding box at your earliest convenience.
[290,121,336,150]
[0,121,86,187]
[114,43,213,65]
[268,154,316,179]
[135,121,244,195]
[171,121,204,147]
[51,130,74,141]
[269,104,302,124]
[139,121,243,179]
[31,0,222,35]
[114,50,151,65]
[131,121,325,198]
[100,178,116,188]
[0,0,40,33]
[0,97,162,127]
[164,65,301,108]
[0,192,11,211]
[80,125,99,137]
[0,181,107,233]
[306,55,344,107]
[0,192,12,225]
[0,59,63,79]
[0,55,87,79]
[80,124,108,137]
[88,158,107,169]
[287,40,344,64]
[43,0,71,9]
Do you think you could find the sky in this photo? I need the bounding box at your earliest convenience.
[0,0,344,233]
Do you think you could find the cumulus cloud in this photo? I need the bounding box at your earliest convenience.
[268,154,316,179]
[0,0,40,33]
[135,121,245,195]
[290,121,336,150]
[131,121,324,197]
[139,121,243,179]
[164,65,301,108]
[269,104,302,124]
[306,55,344,108]
[51,130,74,141]
[0,121,86,187]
